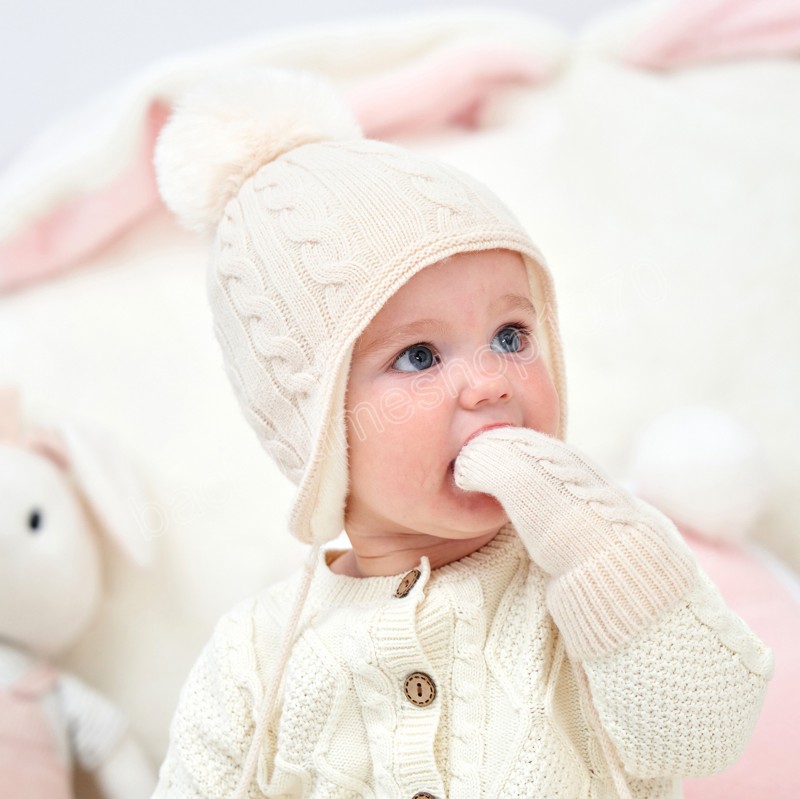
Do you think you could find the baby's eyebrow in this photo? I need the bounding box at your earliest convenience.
[355,319,448,358]
[493,293,537,317]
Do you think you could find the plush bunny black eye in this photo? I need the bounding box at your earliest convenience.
[28,508,43,533]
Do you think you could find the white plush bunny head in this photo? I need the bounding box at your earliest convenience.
[0,388,152,658]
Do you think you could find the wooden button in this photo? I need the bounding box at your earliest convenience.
[411,793,437,799]
[394,568,421,598]
[403,672,436,707]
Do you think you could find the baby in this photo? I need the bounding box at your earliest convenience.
[152,69,772,799]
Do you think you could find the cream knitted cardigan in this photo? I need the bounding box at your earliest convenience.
[154,429,772,798]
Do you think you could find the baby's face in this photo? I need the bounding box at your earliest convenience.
[344,249,560,543]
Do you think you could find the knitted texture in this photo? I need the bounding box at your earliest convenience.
[454,426,700,659]
[209,139,566,546]
[153,528,772,798]
[155,69,567,546]
[154,69,362,234]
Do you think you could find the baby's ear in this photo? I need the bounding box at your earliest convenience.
[56,420,154,567]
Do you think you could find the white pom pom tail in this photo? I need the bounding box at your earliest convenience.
[628,406,770,542]
[154,68,362,233]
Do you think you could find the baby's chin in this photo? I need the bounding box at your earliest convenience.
[443,490,508,535]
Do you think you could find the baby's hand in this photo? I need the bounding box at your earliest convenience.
[454,425,698,658]
[454,426,633,574]
[454,426,631,510]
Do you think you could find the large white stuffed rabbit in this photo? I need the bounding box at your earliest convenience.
[0,388,156,798]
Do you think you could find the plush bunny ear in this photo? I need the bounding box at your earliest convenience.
[1,388,72,468]
[154,67,362,233]
[57,420,154,567]
[0,386,23,443]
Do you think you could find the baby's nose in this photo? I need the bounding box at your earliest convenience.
[458,369,513,409]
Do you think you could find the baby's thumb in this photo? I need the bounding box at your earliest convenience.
[453,426,545,496]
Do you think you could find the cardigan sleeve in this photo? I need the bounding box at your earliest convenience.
[581,570,772,778]
[153,596,283,799]
[454,426,772,778]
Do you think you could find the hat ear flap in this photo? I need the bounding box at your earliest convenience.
[57,420,154,567]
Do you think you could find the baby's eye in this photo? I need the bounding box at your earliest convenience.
[392,344,439,372]
[491,325,529,354]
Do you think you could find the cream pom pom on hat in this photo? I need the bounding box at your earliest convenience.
[155,68,567,548]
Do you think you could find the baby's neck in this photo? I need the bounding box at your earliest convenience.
[330,528,501,578]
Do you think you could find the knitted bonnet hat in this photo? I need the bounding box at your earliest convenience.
[155,69,567,547]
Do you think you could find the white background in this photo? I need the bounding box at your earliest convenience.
[0,0,628,168]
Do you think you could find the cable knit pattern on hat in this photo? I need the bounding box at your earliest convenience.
[155,69,567,546]
[209,137,565,545]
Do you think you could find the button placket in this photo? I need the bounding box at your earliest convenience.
[363,556,443,798]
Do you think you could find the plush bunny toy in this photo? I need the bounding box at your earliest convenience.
[0,388,156,799]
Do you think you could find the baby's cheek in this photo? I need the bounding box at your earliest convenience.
[378,386,418,427]
[373,380,446,436]
[540,375,561,436]
[413,373,448,412]
[346,377,449,476]
[522,366,561,437]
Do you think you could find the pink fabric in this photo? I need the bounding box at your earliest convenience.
[0,48,545,294]
[624,0,800,69]
[347,45,548,139]
[0,387,69,468]
[682,533,800,797]
[0,665,71,799]
[0,101,170,294]
[0,388,22,442]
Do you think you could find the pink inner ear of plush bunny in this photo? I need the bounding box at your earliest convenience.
[0,388,70,470]
[24,429,71,472]
[0,387,23,442]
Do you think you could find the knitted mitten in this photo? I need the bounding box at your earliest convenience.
[454,426,699,660]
